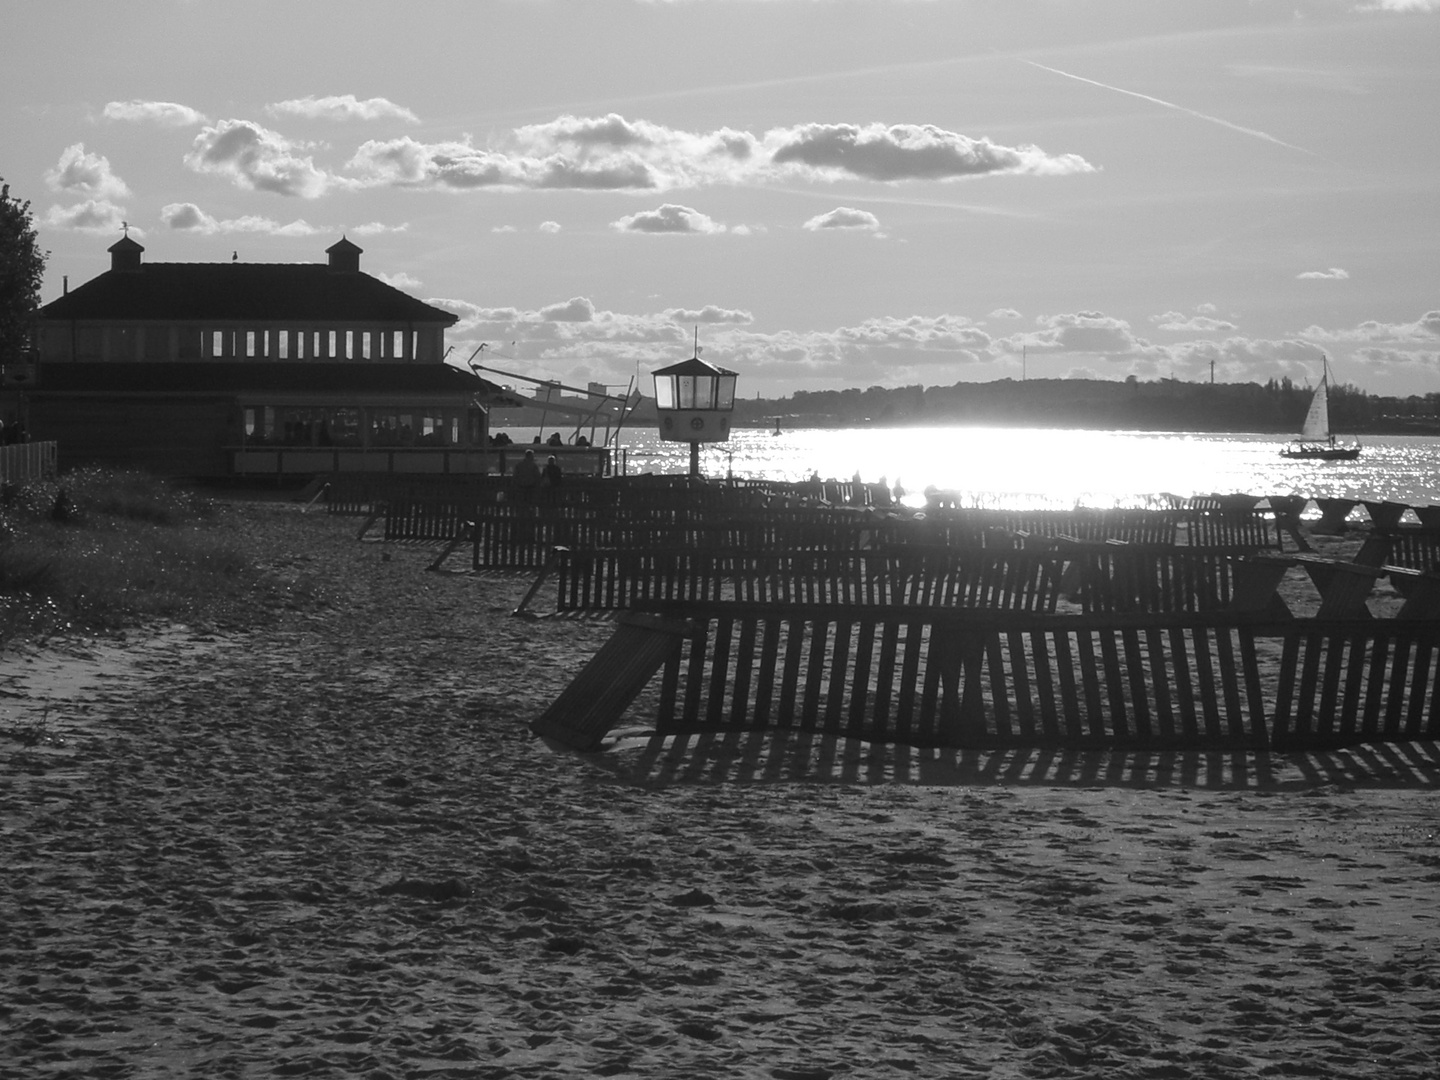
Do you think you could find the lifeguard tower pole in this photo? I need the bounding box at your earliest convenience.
[651,332,738,479]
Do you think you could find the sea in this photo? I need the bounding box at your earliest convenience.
[520,425,1440,514]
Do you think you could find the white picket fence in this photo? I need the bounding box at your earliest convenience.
[0,441,58,486]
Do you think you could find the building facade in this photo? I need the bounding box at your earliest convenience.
[24,236,522,478]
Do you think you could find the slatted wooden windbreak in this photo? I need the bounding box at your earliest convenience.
[593,602,1440,751]
[1269,624,1440,748]
[543,546,1068,615]
[1356,528,1440,573]
[382,494,475,541]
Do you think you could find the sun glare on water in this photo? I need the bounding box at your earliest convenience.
[614,425,1440,510]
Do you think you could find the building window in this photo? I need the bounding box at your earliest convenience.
[418,411,455,446]
[371,411,417,446]
[241,406,278,443]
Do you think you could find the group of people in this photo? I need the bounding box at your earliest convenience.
[804,471,906,508]
[511,448,563,490]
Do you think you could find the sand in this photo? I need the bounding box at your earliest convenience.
[2,503,1438,1079]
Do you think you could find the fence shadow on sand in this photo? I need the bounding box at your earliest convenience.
[575,728,1440,792]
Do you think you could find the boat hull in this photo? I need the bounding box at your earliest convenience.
[1281,444,1361,461]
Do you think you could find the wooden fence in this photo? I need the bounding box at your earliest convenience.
[494,486,1440,752]
[520,546,1067,616]
[533,602,1440,753]
[516,541,1345,619]
[0,441,58,486]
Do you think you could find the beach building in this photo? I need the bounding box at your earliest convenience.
[21,235,520,479]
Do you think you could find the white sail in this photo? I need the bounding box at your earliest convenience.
[1299,369,1331,442]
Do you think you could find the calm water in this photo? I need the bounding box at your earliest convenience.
[596,426,1440,510]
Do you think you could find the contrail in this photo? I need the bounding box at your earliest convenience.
[1023,59,1317,157]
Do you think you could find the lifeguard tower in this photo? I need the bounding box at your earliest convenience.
[651,340,737,478]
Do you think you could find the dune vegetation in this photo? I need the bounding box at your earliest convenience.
[0,467,318,646]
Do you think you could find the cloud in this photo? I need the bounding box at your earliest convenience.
[1351,346,1440,369]
[45,143,131,200]
[185,119,338,197]
[1297,267,1350,280]
[348,130,660,191]
[988,308,1022,320]
[376,271,423,290]
[428,290,1440,398]
[160,202,322,236]
[350,221,409,235]
[1297,311,1440,344]
[41,199,128,233]
[835,315,991,352]
[1360,0,1440,10]
[538,220,562,234]
[538,297,596,322]
[1151,311,1238,332]
[612,203,726,234]
[1018,312,1160,356]
[266,95,420,123]
[663,306,753,325]
[103,100,207,127]
[802,207,882,232]
[345,113,1093,193]
[768,122,1095,181]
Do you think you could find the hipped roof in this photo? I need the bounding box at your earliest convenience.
[652,355,737,377]
[39,263,459,325]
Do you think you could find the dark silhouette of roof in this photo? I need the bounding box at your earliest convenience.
[653,355,737,377]
[40,258,458,325]
[32,362,519,401]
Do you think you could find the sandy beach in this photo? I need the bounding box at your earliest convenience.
[3,502,1438,1079]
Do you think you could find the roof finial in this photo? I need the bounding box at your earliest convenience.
[122,221,128,237]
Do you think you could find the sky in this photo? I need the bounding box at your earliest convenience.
[3,0,1439,403]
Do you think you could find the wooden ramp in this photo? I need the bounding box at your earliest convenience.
[529,612,694,751]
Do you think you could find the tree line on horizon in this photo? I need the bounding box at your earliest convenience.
[728,376,1440,435]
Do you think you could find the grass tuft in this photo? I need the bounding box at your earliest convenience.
[1,467,316,646]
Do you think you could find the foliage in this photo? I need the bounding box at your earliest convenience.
[0,178,48,365]
[0,467,311,645]
[731,376,1439,434]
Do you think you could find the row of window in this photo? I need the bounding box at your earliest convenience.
[209,328,417,361]
[45,325,426,362]
[242,406,483,448]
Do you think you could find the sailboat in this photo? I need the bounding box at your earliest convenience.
[1281,355,1361,461]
